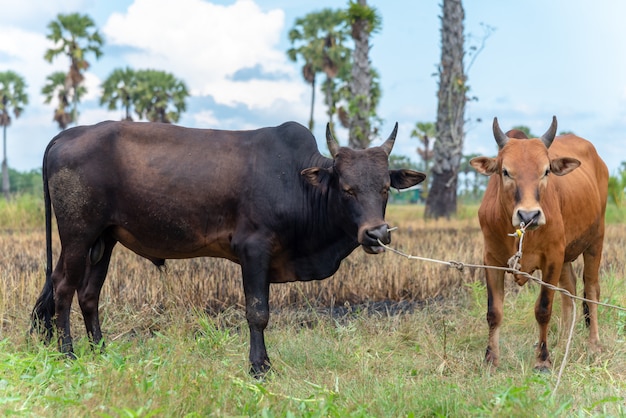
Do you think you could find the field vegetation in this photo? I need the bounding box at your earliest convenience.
[1,195,625,416]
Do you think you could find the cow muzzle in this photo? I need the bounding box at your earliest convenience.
[513,208,545,229]
[361,224,390,254]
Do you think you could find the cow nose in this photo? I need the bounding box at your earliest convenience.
[517,209,541,226]
[366,224,390,245]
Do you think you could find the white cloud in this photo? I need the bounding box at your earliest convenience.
[102,0,302,109]
[0,27,66,97]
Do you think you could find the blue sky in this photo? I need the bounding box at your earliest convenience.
[1,0,625,173]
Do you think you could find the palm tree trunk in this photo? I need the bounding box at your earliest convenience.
[2,124,9,200]
[325,80,334,128]
[348,0,372,149]
[308,76,316,130]
[425,0,466,219]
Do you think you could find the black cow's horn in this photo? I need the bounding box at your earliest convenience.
[540,116,557,148]
[493,117,509,149]
[380,122,398,156]
[326,123,340,157]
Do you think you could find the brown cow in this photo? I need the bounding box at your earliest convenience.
[470,116,608,371]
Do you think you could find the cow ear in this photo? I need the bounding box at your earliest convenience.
[301,167,332,187]
[390,169,426,190]
[551,157,581,176]
[470,157,498,176]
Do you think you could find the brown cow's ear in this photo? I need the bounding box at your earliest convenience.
[301,167,332,187]
[470,157,498,176]
[390,169,426,190]
[551,157,581,176]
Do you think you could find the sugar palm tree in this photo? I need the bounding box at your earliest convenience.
[133,70,189,123]
[425,0,466,219]
[287,8,350,131]
[0,71,28,200]
[44,13,103,126]
[345,0,381,149]
[42,71,85,130]
[100,67,136,121]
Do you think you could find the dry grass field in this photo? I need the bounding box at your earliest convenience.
[2,205,626,343]
[1,206,486,322]
[1,203,625,415]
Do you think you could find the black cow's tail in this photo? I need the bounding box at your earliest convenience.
[30,141,55,342]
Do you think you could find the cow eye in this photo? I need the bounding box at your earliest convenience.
[502,169,510,178]
[343,188,356,197]
[544,169,550,177]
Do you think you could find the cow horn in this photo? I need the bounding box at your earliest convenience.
[380,122,398,156]
[493,117,509,149]
[540,116,558,148]
[326,123,340,158]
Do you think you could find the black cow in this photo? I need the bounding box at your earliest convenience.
[31,120,425,376]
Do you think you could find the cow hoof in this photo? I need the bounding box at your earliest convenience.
[250,362,272,380]
[533,365,551,374]
[589,341,602,354]
[484,347,499,367]
[533,359,552,373]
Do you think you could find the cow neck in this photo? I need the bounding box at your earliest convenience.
[305,155,354,245]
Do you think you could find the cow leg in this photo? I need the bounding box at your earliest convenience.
[237,241,272,378]
[582,250,602,351]
[53,249,88,358]
[484,267,505,367]
[534,263,561,371]
[77,236,116,350]
[558,262,576,339]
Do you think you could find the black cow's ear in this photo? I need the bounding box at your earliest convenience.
[301,167,332,187]
[390,169,426,190]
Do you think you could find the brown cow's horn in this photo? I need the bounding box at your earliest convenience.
[493,117,509,149]
[540,116,557,148]
[326,123,340,157]
[380,122,398,156]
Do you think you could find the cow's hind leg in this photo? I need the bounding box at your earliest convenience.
[77,235,116,350]
[53,248,89,357]
[558,262,576,339]
[582,249,602,352]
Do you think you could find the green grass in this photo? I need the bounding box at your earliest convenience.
[0,193,45,230]
[2,275,625,417]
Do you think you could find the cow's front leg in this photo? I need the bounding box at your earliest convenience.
[238,241,272,378]
[485,267,505,367]
[534,280,557,372]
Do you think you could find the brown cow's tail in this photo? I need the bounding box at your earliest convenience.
[30,141,55,342]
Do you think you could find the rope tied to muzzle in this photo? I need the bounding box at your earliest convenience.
[506,220,535,285]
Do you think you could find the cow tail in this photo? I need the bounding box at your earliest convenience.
[30,141,55,341]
